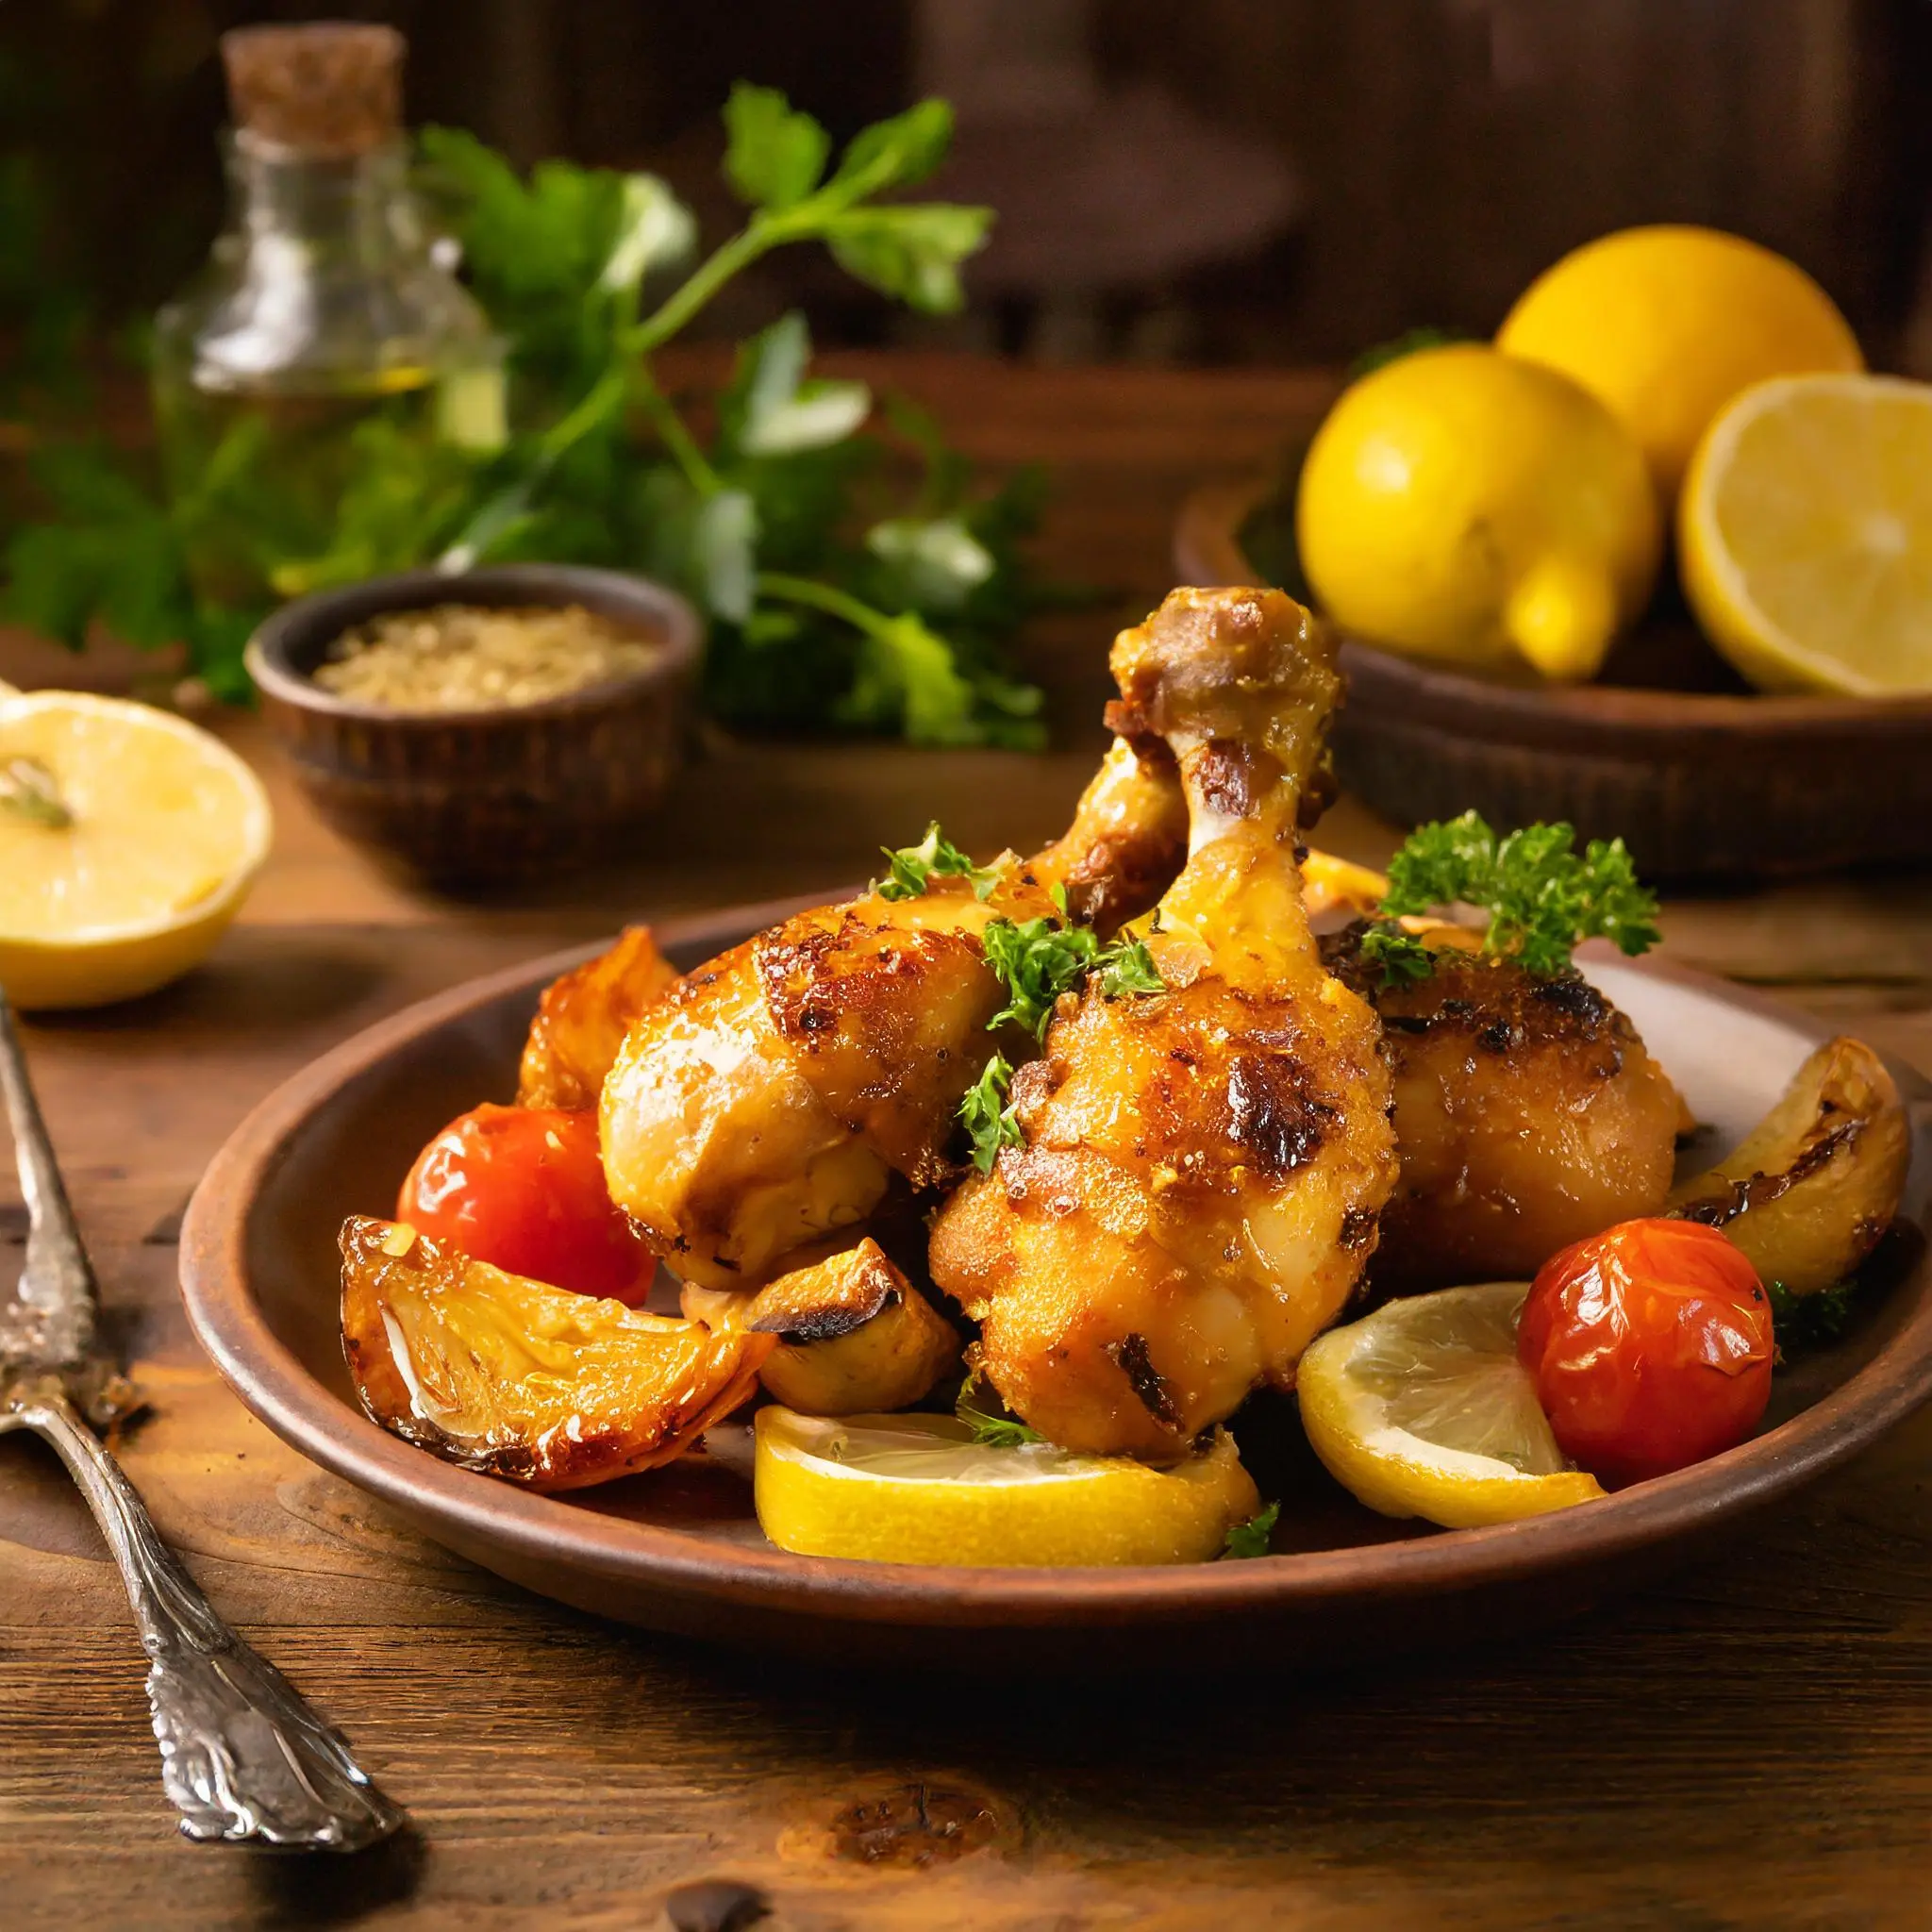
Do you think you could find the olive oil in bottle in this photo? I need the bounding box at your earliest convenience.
[151,24,502,611]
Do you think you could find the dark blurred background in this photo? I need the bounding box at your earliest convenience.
[6,0,1932,370]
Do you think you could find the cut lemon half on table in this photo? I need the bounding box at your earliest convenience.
[0,686,271,1009]
[754,1407,1261,1567]
[1679,373,1932,696]
[1297,1281,1605,1530]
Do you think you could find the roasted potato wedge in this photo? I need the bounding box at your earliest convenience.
[517,924,678,1111]
[680,1240,960,1415]
[1669,1037,1910,1297]
[341,1216,771,1490]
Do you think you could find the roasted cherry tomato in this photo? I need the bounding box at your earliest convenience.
[397,1104,652,1304]
[1517,1217,1774,1488]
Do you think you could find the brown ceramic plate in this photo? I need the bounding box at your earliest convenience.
[1175,477,1932,881]
[180,900,1932,1670]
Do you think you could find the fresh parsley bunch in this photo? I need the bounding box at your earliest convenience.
[1366,809,1661,981]
[3,86,1050,744]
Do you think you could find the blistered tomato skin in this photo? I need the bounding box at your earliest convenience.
[397,1103,654,1305]
[1517,1217,1774,1488]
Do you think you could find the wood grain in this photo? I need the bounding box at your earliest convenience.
[6,357,1932,1928]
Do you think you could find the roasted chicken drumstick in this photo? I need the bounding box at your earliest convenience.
[928,587,1399,1458]
[600,738,1187,1291]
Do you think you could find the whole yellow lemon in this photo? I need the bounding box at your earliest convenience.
[1497,225,1862,506]
[1295,344,1660,682]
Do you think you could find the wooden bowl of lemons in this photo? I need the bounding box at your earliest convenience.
[1176,226,1932,883]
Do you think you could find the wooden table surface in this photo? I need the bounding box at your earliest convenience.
[7,356,1932,1931]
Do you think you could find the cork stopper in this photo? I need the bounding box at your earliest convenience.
[221,22,405,158]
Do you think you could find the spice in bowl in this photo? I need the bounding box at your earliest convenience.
[313,603,663,712]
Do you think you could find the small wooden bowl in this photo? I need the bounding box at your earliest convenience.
[246,564,701,886]
[1175,478,1932,881]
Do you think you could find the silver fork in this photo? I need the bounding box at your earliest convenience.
[0,986,404,1850]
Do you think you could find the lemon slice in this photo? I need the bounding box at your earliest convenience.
[1297,1281,1605,1529]
[753,1407,1261,1567]
[0,688,272,1009]
[1679,373,1932,695]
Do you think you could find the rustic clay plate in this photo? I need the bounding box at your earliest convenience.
[180,900,1932,1670]
[1175,477,1932,881]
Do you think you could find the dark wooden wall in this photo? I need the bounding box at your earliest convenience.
[1,0,1926,366]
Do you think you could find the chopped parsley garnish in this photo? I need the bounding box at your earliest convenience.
[980,889,1165,1039]
[982,913,1100,1036]
[1357,919,1434,989]
[1097,934,1164,997]
[1221,1501,1280,1559]
[1378,810,1660,978]
[955,1369,1044,1447]
[1767,1278,1857,1355]
[959,1052,1023,1173]
[874,821,1000,902]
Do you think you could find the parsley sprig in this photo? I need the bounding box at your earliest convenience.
[1357,920,1434,990]
[1222,1501,1280,1559]
[3,86,1049,742]
[1767,1278,1857,1355]
[959,1053,1024,1174]
[1378,811,1660,978]
[955,1369,1044,1447]
[982,886,1165,1039]
[874,822,1001,902]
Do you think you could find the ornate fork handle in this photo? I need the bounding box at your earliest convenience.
[0,1386,404,1851]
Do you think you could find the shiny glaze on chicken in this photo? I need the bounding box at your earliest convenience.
[599,738,1188,1291]
[1323,924,1682,1291]
[928,588,1398,1458]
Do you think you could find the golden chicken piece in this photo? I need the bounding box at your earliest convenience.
[517,924,678,1110]
[1321,927,1683,1292]
[600,738,1188,1291]
[928,587,1399,1458]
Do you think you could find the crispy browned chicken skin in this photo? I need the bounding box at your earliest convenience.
[1323,925,1682,1291]
[928,588,1398,1458]
[599,738,1187,1290]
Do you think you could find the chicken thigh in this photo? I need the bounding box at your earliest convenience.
[1322,924,1682,1291]
[928,588,1398,1458]
[600,737,1187,1290]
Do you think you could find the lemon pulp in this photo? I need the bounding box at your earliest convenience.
[1679,373,1932,696]
[1296,1280,1605,1529]
[753,1408,1261,1567]
[0,689,271,1008]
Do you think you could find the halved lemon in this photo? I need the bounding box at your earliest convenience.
[0,687,272,1009]
[753,1407,1261,1567]
[1297,1281,1605,1529]
[1679,373,1932,695]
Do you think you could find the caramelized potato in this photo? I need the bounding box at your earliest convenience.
[1669,1037,1910,1297]
[681,1240,960,1415]
[341,1216,771,1490]
[517,925,678,1111]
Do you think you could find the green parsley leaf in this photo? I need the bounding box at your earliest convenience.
[1096,934,1164,998]
[1380,811,1660,977]
[874,822,1000,902]
[1222,1501,1280,1559]
[829,99,957,194]
[722,83,831,211]
[828,205,992,315]
[959,1054,1024,1174]
[721,312,872,458]
[982,913,1099,1037]
[1357,919,1435,989]
[955,1368,1045,1447]
[1767,1278,1857,1355]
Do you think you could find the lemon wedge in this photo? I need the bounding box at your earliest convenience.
[753,1407,1261,1567]
[1679,373,1932,696]
[1296,1281,1605,1529]
[0,687,271,1009]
